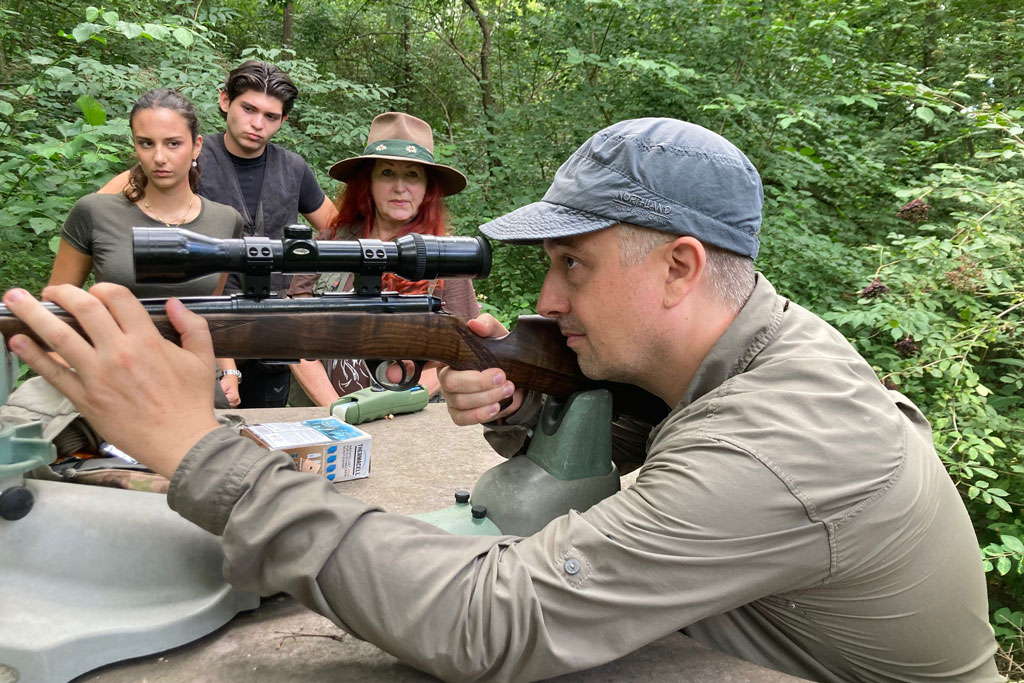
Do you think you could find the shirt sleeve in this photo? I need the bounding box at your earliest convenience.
[61,196,96,254]
[231,208,244,238]
[297,164,327,216]
[286,273,317,297]
[168,424,830,682]
[439,278,481,321]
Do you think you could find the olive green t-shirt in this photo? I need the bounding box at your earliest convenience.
[61,193,244,298]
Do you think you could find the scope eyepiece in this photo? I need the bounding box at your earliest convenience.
[133,227,492,284]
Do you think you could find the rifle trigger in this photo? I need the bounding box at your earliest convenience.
[368,359,423,392]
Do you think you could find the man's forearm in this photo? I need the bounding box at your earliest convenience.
[291,359,340,406]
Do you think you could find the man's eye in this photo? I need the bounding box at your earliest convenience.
[565,256,578,268]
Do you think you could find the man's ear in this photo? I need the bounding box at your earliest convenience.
[218,91,230,114]
[663,236,705,307]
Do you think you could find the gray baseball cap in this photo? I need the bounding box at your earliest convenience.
[479,118,763,258]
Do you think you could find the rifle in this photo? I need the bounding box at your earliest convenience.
[0,227,660,409]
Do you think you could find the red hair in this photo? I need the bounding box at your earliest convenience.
[325,162,451,294]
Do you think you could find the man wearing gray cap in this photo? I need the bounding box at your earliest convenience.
[3,119,1000,682]
[440,118,1000,681]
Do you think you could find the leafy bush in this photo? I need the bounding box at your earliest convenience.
[823,100,1024,663]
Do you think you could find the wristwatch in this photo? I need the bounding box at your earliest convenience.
[217,369,243,382]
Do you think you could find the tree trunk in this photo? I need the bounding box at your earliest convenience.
[402,9,413,92]
[463,0,501,168]
[283,1,294,48]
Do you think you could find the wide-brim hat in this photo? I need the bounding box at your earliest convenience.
[328,112,467,196]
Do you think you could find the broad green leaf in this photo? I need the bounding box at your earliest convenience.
[118,22,144,40]
[999,532,1024,557]
[998,556,1012,575]
[71,22,101,43]
[172,27,194,47]
[44,66,73,81]
[915,107,935,124]
[28,217,56,235]
[995,608,1024,628]
[142,23,170,40]
[102,11,119,25]
[75,95,106,126]
[85,6,99,21]
[0,102,12,116]
[855,95,878,110]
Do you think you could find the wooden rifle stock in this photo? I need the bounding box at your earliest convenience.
[195,310,590,398]
[0,298,585,398]
[0,295,666,414]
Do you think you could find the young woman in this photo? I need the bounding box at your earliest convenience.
[50,88,245,405]
[287,112,479,406]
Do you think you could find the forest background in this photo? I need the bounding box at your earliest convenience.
[0,0,1022,673]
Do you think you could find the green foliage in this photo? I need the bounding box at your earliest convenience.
[0,7,224,293]
[0,5,388,294]
[821,100,1024,665]
[2,0,1024,670]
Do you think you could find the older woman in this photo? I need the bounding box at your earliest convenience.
[287,112,479,406]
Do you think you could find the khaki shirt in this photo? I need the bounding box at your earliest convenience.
[168,276,1000,682]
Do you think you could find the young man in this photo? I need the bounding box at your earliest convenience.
[5,119,1000,682]
[101,61,338,408]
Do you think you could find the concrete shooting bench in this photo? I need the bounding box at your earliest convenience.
[73,404,805,683]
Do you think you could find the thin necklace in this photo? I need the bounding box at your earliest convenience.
[144,195,195,227]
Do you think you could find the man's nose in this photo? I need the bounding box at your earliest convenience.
[536,270,568,319]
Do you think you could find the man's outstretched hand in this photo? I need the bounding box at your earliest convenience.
[438,314,524,426]
[3,283,222,478]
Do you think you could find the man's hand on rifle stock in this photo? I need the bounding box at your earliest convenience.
[3,284,221,478]
[438,314,525,426]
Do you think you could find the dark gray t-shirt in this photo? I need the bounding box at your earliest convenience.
[217,145,325,225]
[61,193,244,298]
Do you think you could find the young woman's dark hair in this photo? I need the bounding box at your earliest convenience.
[220,60,299,118]
[123,89,201,203]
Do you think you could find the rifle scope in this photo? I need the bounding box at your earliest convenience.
[133,225,491,284]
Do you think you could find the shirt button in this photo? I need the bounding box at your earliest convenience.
[563,558,581,575]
